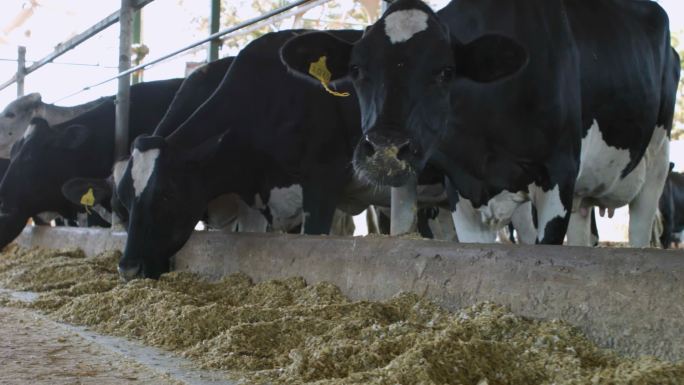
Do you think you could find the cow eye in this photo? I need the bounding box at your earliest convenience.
[349,65,361,79]
[4,112,15,119]
[436,67,455,84]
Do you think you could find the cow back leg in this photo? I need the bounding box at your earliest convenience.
[629,135,669,247]
[511,201,536,245]
[567,208,592,246]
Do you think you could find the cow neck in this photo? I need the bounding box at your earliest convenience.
[37,97,109,126]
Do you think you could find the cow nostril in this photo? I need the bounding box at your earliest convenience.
[396,140,417,160]
[363,135,377,154]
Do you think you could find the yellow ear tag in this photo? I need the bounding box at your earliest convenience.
[80,187,95,215]
[308,56,350,97]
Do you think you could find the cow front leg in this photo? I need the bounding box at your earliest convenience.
[446,181,496,243]
[302,178,344,235]
[529,181,572,244]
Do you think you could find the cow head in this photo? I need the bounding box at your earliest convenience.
[281,0,527,187]
[0,93,43,158]
[0,118,94,248]
[116,134,223,280]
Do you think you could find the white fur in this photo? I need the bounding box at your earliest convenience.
[510,201,537,244]
[575,120,632,198]
[568,122,669,247]
[37,211,60,223]
[113,159,128,187]
[478,190,528,228]
[23,123,37,140]
[131,148,159,198]
[452,195,497,243]
[207,194,268,232]
[529,183,566,242]
[267,184,303,232]
[384,9,429,44]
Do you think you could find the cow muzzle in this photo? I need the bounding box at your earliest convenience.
[118,260,143,282]
[353,131,419,187]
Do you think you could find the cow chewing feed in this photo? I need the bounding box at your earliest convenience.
[114,30,364,280]
[282,0,679,246]
[113,30,454,281]
[0,78,183,249]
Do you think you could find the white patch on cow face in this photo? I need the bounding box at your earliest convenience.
[267,184,303,232]
[451,195,497,243]
[529,183,566,242]
[131,148,160,198]
[575,119,631,198]
[113,159,128,187]
[478,190,528,228]
[384,9,429,44]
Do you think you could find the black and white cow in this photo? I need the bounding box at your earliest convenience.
[283,0,580,244]
[0,78,183,249]
[282,0,678,246]
[0,93,109,158]
[114,30,364,279]
[658,164,684,248]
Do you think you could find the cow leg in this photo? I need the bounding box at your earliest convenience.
[629,139,669,247]
[446,181,496,243]
[510,201,536,245]
[302,179,343,235]
[529,182,572,244]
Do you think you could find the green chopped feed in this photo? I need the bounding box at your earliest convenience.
[0,245,682,385]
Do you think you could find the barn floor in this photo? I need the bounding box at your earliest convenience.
[0,305,236,385]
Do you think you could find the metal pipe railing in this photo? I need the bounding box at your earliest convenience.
[52,0,330,103]
[0,0,154,93]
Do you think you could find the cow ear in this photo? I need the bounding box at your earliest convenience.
[51,124,91,150]
[281,31,353,84]
[21,93,42,107]
[61,178,112,207]
[455,34,528,83]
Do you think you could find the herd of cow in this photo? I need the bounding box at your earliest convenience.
[0,0,681,280]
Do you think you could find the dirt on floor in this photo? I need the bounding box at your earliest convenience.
[0,306,183,385]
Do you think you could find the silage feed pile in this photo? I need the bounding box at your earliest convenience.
[1,245,683,385]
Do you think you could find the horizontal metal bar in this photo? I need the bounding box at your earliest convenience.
[0,0,154,93]
[52,0,332,103]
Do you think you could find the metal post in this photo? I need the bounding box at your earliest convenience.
[114,0,133,226]
[208,0,221,62]
[132,9,142,84]
[16,46,26,97]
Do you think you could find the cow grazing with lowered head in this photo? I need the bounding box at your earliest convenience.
[113,30,365,280]
[282,0,678,246]
[0,93,109,158]
[0,78,183,249]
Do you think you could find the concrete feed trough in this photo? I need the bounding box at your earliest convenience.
[16,226,684,362]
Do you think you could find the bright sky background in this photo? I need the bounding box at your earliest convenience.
[0,0,682,241]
